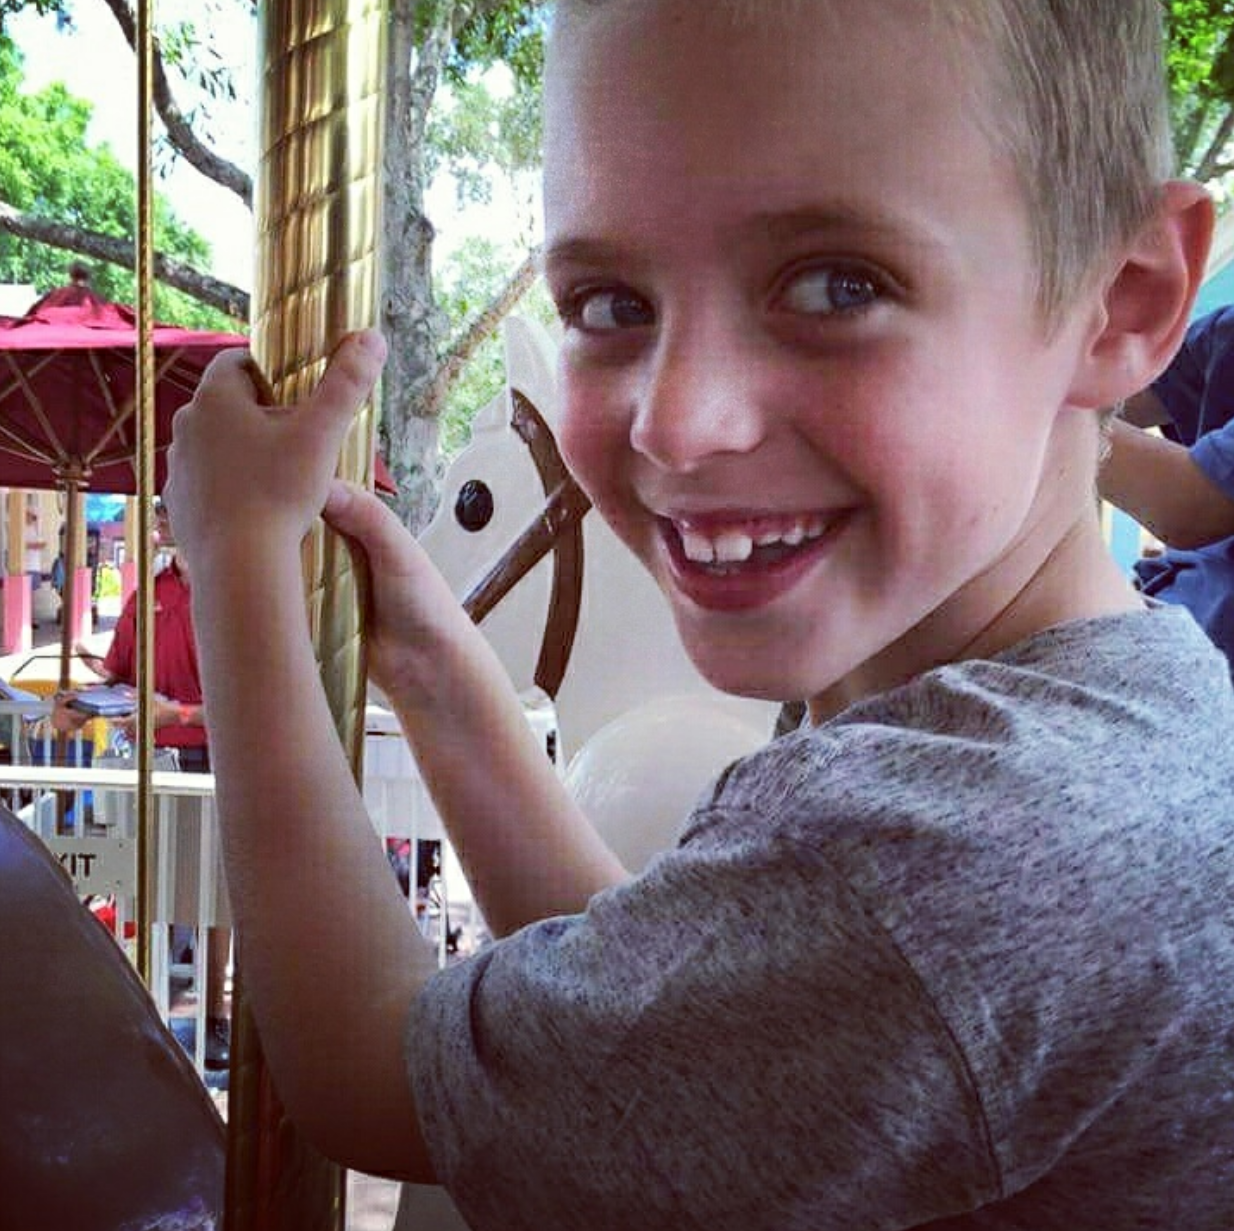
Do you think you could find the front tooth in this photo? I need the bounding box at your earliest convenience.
[713,530,754,563]
[680,527,716,563]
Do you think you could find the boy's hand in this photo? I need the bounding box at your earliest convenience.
[322,480,476,699]
[164,331,387,562]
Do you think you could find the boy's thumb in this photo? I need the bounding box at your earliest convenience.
[308,330,387,432]
[322,480,407,574]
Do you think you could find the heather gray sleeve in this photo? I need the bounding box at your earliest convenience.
[406,827,997,1231]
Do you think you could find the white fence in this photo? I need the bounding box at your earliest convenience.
[0,698,482,1078]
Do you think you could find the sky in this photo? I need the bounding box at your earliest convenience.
[8,3,536,298]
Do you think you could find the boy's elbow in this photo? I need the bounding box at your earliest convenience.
[273,1059,439,1184]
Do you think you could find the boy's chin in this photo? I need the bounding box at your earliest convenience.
[679,639,824,705]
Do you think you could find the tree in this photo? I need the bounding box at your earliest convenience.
[379,0,548,528]
[435,233,555,456]
[1166,0,1234,181]
[0,33,232,327]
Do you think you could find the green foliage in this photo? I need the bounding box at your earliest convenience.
[431,0,547,209]
[1164,0,1234,174]
[435,234,555,458]
[0,34,232,329]
[427,68,543,208]
[0,0,64,19]
[448,1,549,89]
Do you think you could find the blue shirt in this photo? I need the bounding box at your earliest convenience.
[1134,304,1234,667]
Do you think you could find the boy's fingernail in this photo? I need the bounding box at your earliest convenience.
[342,329,386,358]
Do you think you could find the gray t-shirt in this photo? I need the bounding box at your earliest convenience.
[407,606,1234,1230]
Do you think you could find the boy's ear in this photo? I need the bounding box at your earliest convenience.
[1067,180,1214,410]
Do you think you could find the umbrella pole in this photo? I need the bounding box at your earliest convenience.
[57,476,82,695]
[52,473,84,836]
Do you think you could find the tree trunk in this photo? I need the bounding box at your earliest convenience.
[380,0,455,533]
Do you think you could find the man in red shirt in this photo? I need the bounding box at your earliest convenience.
[93,540,208,769]
[54,499,229,1070]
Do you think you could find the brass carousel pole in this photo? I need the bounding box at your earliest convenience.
[225,3,386,1228]
[134,0,156,988]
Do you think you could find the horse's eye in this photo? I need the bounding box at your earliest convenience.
[455,479,494,532]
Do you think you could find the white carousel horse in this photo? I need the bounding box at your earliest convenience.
[418,314,779,872]
[395,317,779,1231]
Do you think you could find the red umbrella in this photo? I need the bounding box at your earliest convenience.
[1,279,396,496]
[0,278,248,687]
[0,280,247,495]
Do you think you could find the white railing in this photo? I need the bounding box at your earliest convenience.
[0,699,483,1079]
[0,736,227,1073]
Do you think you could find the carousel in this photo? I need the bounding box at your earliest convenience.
[0,2,384,1227]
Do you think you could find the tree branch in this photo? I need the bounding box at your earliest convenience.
[98,0,253,207]
[1194,104,1234,184]
[428,244,541,412]
[407,0,458,146]
[0,202,250,321]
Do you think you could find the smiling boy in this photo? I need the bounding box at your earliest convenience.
[165,1,1234,1227]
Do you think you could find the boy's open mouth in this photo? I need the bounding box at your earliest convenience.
[663,512,846,577]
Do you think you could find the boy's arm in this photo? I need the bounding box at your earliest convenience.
[166,334,624,1180]
[1099,417,1234,549]
[186,526,440,1181]
[321,482,629,937]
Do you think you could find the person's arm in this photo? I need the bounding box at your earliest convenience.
[164,332,623,1180]
[1118,387,1171,429]
[321,480,628,934]
[111,695,202,741]
[1099,417,1234,549]
[50,641,119,732]
[73,645,109,679]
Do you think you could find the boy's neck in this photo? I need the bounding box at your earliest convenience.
[808,513,1142,724]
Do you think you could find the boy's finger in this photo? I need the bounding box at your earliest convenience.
[194,347,261,399]
[322,480,414,578]
[241,356,278,406]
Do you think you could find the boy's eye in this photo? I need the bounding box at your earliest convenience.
[564,287,655,332]
[778,265,881,315]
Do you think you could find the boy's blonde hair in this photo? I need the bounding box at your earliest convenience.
[950,0,1174,322]
[550,0,1175,325]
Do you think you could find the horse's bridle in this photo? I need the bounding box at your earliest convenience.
[461,390,592,700]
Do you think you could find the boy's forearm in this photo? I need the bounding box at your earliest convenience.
[1100,418,1234,549]
[384,622,629,937]
[188,535,439,1180]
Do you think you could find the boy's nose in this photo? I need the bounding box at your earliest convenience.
[630,331,766,471]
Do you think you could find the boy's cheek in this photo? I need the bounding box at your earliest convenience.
[559,404,624,489]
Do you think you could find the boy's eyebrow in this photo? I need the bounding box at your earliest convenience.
[544,205,942,269]
[542,237,630,270]
[750,205,942,250]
